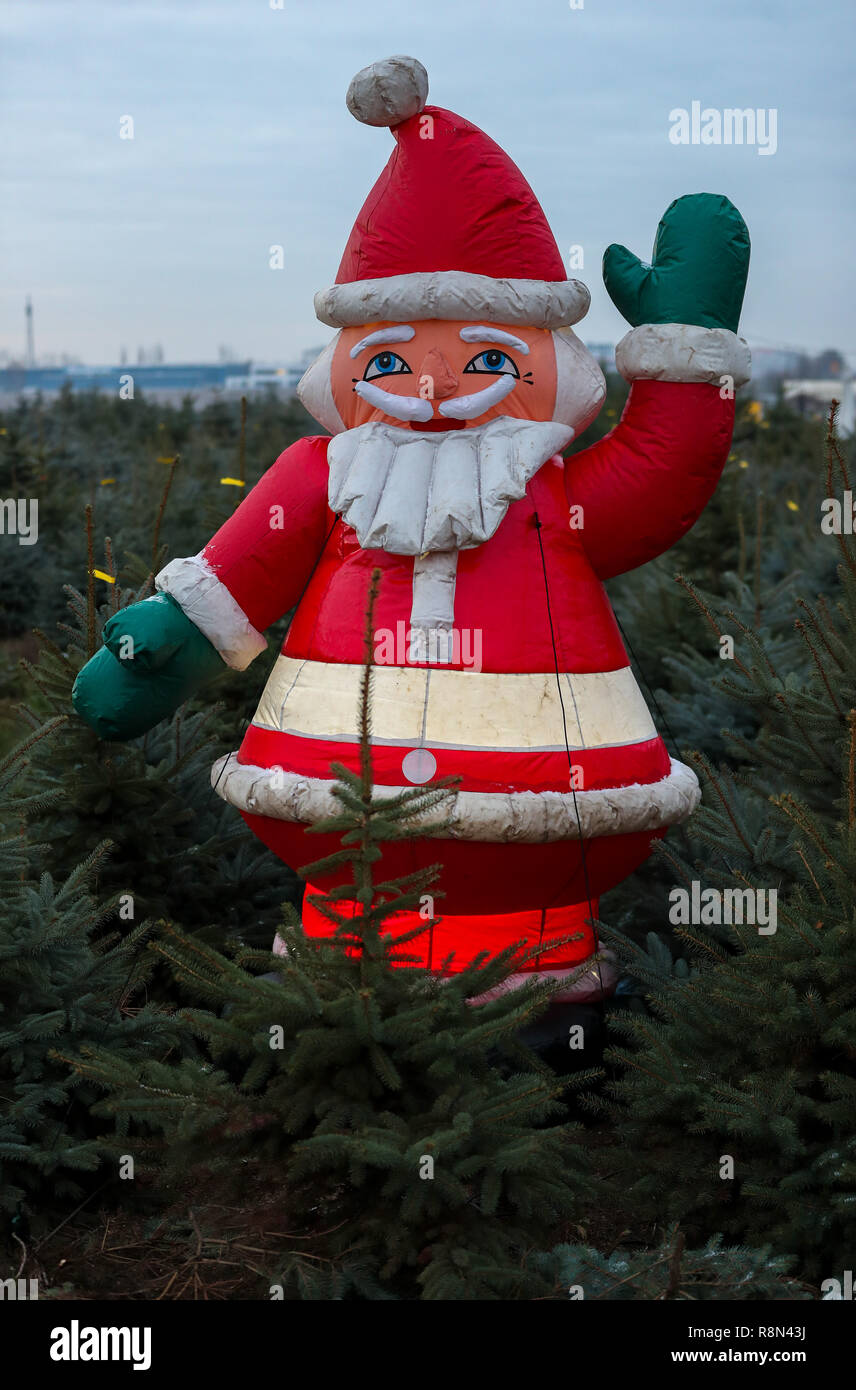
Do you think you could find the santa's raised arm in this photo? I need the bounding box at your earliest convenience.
[74,56,750,996]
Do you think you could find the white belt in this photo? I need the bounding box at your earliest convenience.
[253,655,656,752]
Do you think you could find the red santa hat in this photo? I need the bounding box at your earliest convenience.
[314,56,589,331]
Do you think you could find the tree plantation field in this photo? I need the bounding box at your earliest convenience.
[0,384,853,1301]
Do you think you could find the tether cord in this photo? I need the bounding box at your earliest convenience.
[210,505,670,998]
[531,507,604,1001]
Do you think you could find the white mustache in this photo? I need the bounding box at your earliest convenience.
[353,372,518,423]
[438,374,517,418]
[353,379,433,421]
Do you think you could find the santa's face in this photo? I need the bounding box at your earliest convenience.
[330,319,558,432]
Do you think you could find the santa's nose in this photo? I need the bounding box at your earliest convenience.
[417,348,458,400]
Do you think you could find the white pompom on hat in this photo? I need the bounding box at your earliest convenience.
[316,56,590,332]
[346,55,429,127]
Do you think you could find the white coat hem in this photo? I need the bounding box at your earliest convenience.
[211,753,701,844]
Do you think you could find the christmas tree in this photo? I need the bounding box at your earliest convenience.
[76,573,596,1300]
[5,385,847,1298]
[0,722,176,1230]
[531,1226,812,1301]
[5,408,302,949]
[598,406,856,1282]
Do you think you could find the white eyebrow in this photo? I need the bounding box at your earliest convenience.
[349,325,416,359]
[459,326,530,354]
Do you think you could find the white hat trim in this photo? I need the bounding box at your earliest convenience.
[314,271,590,330]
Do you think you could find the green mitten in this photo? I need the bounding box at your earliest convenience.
[603,193,750,332]
[72,593,225,741]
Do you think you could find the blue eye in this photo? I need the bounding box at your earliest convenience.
[463,350,520,377]
[363,352,412,381]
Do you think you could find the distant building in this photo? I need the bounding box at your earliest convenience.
[3,341,850,431]
[781,378,854,434]
[0,346,331,406]
[750,347,804,380]
[223,364,289,395]
[0,361,250,405]
[584,341,617,372]
[223,348,326,398]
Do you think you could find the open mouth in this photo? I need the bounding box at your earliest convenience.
[409,417,467,432]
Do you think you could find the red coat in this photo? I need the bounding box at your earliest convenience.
[196,379,732,969]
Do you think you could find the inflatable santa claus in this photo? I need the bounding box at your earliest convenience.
[73,56,751,1000]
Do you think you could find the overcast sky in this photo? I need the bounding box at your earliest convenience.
[2,0,853,365]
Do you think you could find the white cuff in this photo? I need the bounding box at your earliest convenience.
[155,553,267,671]
[615,323,751,387]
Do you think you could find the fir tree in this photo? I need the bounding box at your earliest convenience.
[12,501,294,950]
[600,393,838,937]
[0,724,176,1230]
[0,387,313,646]
[531,1226,812,1301]
[78,572,597,1300]
[598,407,856,1281]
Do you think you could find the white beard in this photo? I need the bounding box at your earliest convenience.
[327,415,573,665]
[326,416,573,555]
